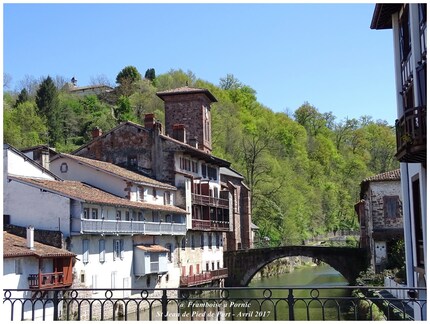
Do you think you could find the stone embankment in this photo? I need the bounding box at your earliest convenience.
[252,256,314,280]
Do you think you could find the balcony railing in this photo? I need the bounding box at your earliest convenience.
[210,268,229,280]
[180,272,212,287]
[192,193,229,208]
[179,268,228,287]
[28,272,71,289]
[395,106,426,163]
[191,219,230,231]
[80,219,187,235]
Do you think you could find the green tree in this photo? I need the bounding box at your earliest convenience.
[35,76,62,146]
[4,102,47,147]
[116,66,141,85]
[144,68,156,81]
[14,88,30,108]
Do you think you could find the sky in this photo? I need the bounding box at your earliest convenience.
[3,2,398,124]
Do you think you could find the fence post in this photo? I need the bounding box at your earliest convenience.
[288,288,295,320]
[162,289,168,321]
[53,290,59,320]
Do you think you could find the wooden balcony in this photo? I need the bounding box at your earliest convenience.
[180,268,228,287]
[192,193,229,208]
[191,219,230,231]
[28,272,72,289]
[395,106,426,163]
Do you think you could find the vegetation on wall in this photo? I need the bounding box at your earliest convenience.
[3,68,399,244]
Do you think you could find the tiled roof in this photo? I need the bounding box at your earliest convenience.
[55,153,176,190]
[9,176,187,214]
[362,169,401,183]
[3,232,75,258]
[136,245,169,253]
[156,86,217,102]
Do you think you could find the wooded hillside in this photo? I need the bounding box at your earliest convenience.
[3,68,399,245]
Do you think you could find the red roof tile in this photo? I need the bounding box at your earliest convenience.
[9,176,187,214]
[3,232,75,258]
[136,244,169,253]
[362,169,401,183]
[156,86,217,102]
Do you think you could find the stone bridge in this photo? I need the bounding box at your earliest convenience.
[224,246,368,286]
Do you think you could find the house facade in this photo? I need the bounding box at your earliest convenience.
[72,86,252,287]
[355,169,403,273]
[371,3,426,320]
[3,229,75,321]
[4,144,187,298]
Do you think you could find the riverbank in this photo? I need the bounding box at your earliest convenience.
[252,256,316,281]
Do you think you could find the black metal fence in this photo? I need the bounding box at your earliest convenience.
[3,286,426,321]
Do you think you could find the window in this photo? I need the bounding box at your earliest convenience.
[384,196,399,219]
[125,211,130,221]
[138,187,145,202]
[15,259,22,274]
[217,261,220,270]
[99,239,105,263]
[152,188,157,199]
[116,210,121,220]
[208,166,217,180]
[208,233,212,249]
[399,5,411,63]
[60,162,68,173]
[128,156,137,167]
[216,233,220,248]
[82,239,89,264]
[202,164,207,178]
[181,237,186,250]
[138,212,144,221]
[166,243,172,262]
[113,239,124,261]
[191,235,195,250]
[91,208,98,219]
[164,192,171,205]
[83,208,90,219]
[200,234,204,249]
[192,161,198,173]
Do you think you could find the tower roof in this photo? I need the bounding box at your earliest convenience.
[156,86,217,102]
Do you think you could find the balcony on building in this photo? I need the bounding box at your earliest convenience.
[133,245,169,276]
[179,268,228,287]
[77,216,187,236]
[395,105,426,163]
[28,257,73,289]
[191,202,230,231]
[191,182,231,231]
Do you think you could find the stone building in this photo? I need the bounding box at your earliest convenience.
[72,86,253,287]
[355,169,403,273]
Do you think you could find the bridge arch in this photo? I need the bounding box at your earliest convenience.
[224,246,368,287]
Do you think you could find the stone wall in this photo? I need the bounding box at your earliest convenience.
[4,224,64,248]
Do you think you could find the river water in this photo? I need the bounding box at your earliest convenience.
[131,263,350,321]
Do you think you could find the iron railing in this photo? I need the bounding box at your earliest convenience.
[192,193,229,208]
[3,286,426,321]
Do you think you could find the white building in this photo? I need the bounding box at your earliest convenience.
[371,4,426,320]
[4,144,187,297]
[3,229,75,321]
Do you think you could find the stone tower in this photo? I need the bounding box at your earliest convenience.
[156,86,217,154]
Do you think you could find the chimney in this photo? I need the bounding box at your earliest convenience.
[27,226,35,250]
[172,124,186,143]
[91,127,102,139]
[144,114,155,130]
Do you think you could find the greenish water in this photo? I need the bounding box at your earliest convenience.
[132,263,350,321]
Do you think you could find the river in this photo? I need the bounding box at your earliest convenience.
[130,262,350,321]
